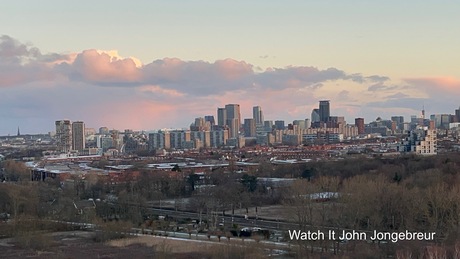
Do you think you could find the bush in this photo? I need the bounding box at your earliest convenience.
[15,232,54,251]
[93,220,132,243]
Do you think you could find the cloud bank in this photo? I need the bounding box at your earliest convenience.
[0,35,458,135]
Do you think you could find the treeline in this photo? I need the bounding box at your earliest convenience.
[281,153,460,258]
[93,170,279,225]
[255,153,460,180]
[2,153,460,257]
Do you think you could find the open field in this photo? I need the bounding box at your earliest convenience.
[0,231,157,259]
[0,231,282,259]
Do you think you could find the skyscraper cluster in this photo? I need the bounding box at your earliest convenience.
[311,100,331,128]
[216,104,241,138]
[55,120,85,153]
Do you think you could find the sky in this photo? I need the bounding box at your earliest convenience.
[1,1,460,135]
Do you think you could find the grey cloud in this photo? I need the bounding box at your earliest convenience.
[254,67,348,91]
[0,35,67,64]
[368,83,398,92]
[0,35,33,63]
[346,73,365,83]
[0,35,72,87]
[387,92,409,99]
[337,90,350,100]
[366,75,390,83]
[343,73,390,84]
[367,97,427,109]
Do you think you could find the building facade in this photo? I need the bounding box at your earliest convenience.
[225,104,241,137]
[72,121,85,151]
[55,120,72,153]
[217,107,227,127]
[398,126,437,155]
[355,118,365,134]
[253,106,264,126]
[244,118,256,137]
[319,100,330,123]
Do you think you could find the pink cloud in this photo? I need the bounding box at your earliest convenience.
[404,77,460,94]
[93,100,180,130]
[214,59,253,80]
[69,50,141,83]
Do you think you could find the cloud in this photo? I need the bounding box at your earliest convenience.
[337,90,351,101]
[404,77,460,96]
[387,92,409,99]
[0,35,73,87]
[0,35,39,64]
[366,75,390,83]
[367,83,398,92]
[1,35,459,134]
[64,49,142,84]
[1,36,389,96]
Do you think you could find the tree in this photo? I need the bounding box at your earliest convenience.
[301,168,315,181]
[283,179,319,256]
[187,173,201,192]
[171,164,181,172]
[2,160,30,182]
[241,174,257,192]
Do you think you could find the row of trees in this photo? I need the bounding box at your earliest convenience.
[284,165,460,257]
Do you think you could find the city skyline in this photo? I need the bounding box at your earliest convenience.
[7,102,460,137]
[2,86,460,136]
[1,2,460,135]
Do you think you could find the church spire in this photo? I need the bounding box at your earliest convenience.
[17,127,20,136]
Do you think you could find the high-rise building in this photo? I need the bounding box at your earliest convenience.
[169,130,191,149]
[55,120,72,153]
[264,120,273,132]
[148,131,171,150]
[293,120,306,130]
[319,100,330,123]
[72,121,85,151]
[204,115,215,126]
[227,118,239,138]
[327,116,344,128]
[195,117,205,128]
[244,118,256,137]
[225,104,240,123]
[455,107,460,123]
[191,117,210,131]
[210,129,228,148]
[355,118,365,134]
[253,106,264,126]
[110,130,121,150]
[431,114,452,129]
[217,108,227,127]
[191,131,211,148]
[225,104,241,137]
[311,109,320,123]
[274,120,285,130]
[304,119,311,129]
